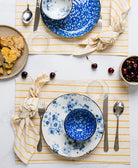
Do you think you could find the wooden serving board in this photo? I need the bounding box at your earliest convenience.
[0,25,29,79]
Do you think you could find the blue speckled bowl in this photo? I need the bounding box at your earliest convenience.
[41,0,73,20]
[64,108,97,141]
[41,0,101,38]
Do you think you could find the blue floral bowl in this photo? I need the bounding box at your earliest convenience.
[41,0,73,20]
[64,108,97,141]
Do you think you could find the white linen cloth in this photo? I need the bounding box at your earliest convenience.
[12,73,50,164]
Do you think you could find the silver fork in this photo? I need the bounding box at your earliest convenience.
[37,101,45,152]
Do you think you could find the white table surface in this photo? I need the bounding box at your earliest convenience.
[0,0,138,167]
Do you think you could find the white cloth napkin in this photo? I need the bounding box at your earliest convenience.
[79,0,130,55]
[12,73,50,164]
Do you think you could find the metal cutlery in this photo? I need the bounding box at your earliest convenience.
[22,0,33,24]
[34,0,41,31]
[103,93,109,152]
[113,101,124,151]
[37,101,45,152]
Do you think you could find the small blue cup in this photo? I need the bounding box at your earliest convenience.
[64,109,97,141]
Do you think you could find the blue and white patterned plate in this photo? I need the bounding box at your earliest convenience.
[42,93,104,158]
[41,0,101,38]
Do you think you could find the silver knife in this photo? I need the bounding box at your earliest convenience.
[33,0,41,31]
[103,93,109,152]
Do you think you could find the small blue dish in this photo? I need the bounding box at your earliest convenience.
[41,0,73,20]
[64,108,97,141]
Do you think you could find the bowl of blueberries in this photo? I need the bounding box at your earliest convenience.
[120,56,138,85]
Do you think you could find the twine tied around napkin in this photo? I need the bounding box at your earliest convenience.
[12,73,50,164]
[80,0,130,55]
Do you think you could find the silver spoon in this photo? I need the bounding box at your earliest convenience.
[22,0,33,24]
[113,101,124,151]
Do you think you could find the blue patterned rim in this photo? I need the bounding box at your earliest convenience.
[64,108,97,141]
[41,0,101,38]
[42,93,104,158]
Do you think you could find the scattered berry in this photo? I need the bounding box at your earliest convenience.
[91,63,98,69]
[50,72,56,79]
[108,67,114,74]
[21,71,28,79]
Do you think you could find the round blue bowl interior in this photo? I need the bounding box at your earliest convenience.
[64,109,97,141]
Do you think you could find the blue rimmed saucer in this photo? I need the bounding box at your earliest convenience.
[41,0,101,38]
[42,93,104,158]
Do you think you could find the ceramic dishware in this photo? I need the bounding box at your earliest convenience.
[33,0,41,31]
[42,93,104,158]
[120,55,138,85]
[41,0,73,20]
[0,25,28,80]
[64,108,97,141]
[22,0,33,24]
[113,101,124,151]
[41,0,101,38]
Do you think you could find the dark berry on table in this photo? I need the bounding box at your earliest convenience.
[91,63,98,69]
[50,72,56,79]
[122,68,127,75]
[21,71,28,79]
[108,67,114,74]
